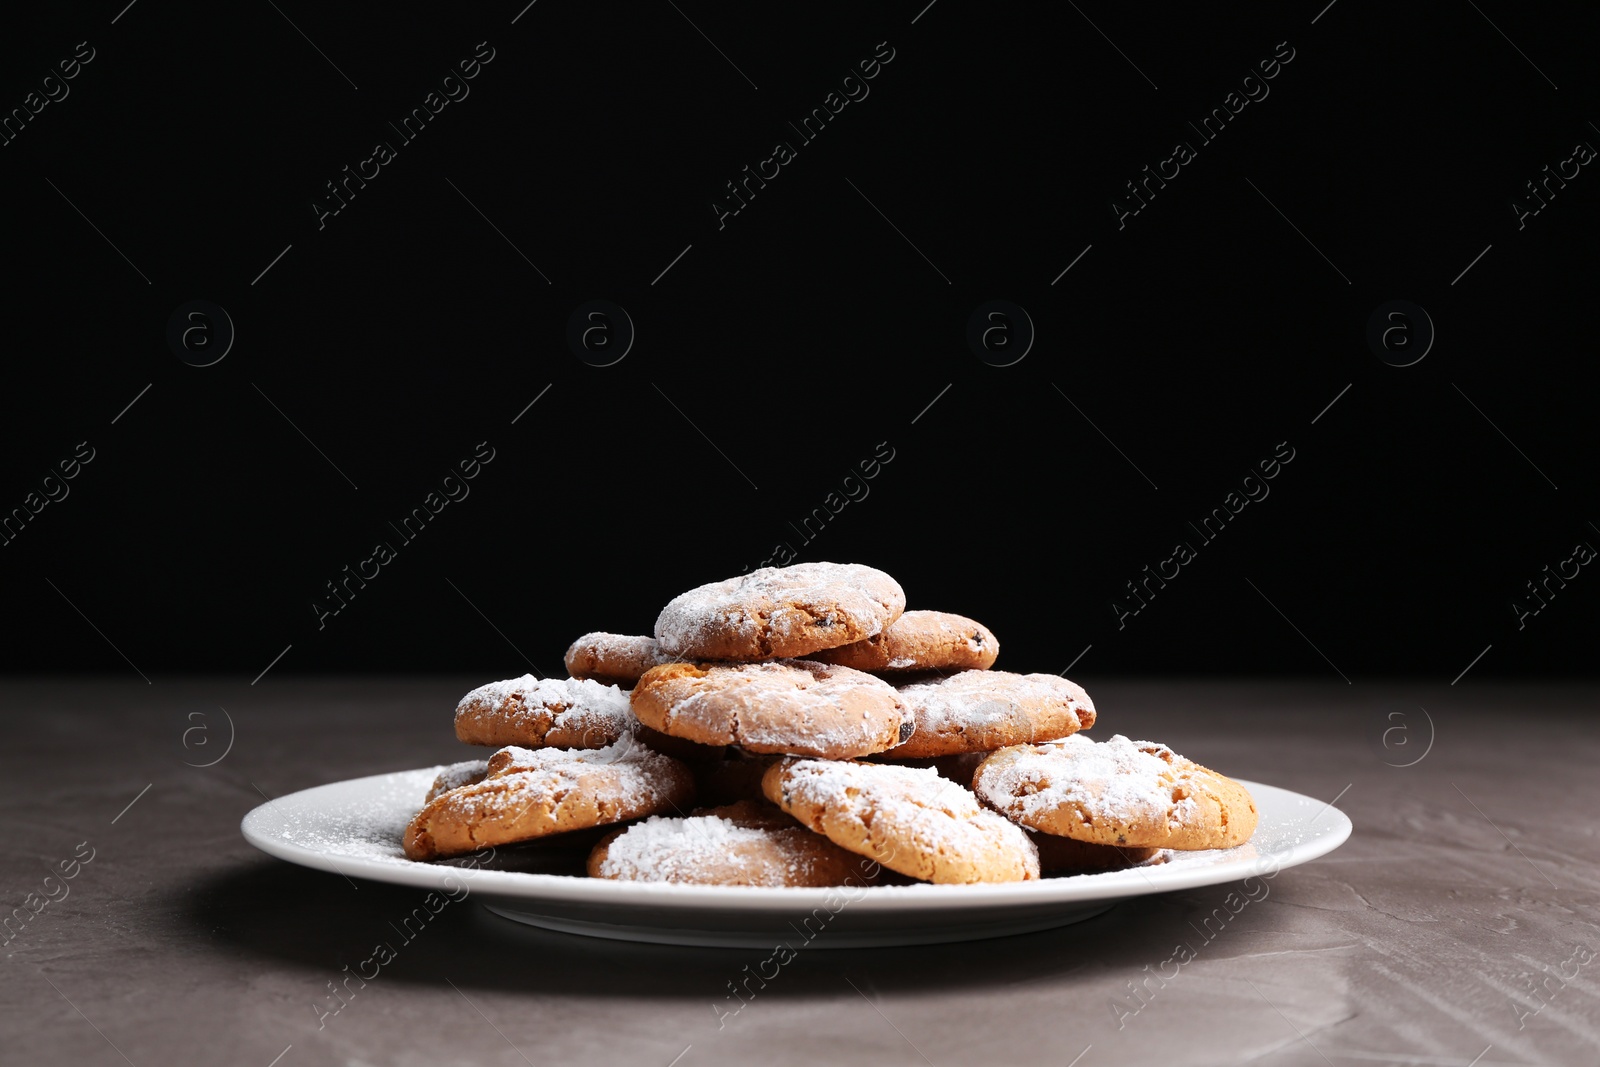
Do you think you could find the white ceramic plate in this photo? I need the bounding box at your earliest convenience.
[241,768,1351,948]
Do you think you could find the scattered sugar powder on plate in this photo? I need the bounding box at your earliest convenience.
[274,769,431,864]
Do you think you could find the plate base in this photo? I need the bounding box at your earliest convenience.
[242,771,1351,949]
[481,899,1118,948]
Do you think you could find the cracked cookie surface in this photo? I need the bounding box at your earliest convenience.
[587,799,874,887]
[563,633,678,687]
[453,675,633,749]
[973,734,1256,850]
[762,757,1039,883]
[812,610,999,673]
[403,737,694,860]
[631,660,911,759]
[654,561,905,660]
[891,670,1095,758]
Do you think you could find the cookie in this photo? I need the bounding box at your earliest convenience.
[973,734,1257,850]
[812,610,999,673]
[631,660,912,760]
[453,675,632,749]
[890,670,1095,758]
[403,739,694,860]
[1028,831,1159,874]
[655,562,905,660]
[424,759,488,802]
[762,758,1039,884]
[564,633,678,687]
[587,800,872,887]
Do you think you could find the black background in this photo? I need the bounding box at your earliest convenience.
[2,1,1596,684]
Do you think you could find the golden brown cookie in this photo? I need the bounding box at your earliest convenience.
[424,759,488,802]
[563,633,678,687]
[811,610,999,673]
[631,660,912,759]
[890,670,1095,758]
[403,740,694,860]
[1028,831,1159,874]
[973,734,1257,850]
[654,562,905,660]
[587,800,874,887]
[762,758,1039,884]
[453,675,632,749]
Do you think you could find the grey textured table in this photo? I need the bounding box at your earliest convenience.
[4,679,1595,1066]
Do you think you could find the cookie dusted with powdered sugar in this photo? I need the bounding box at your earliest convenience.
[402,739,694,860]
[973,734,1257,850]
[631,660,912,760]
[762,758,1039,884]
[890,670,1095,758]
[453,675,633,749]
[587,800,872,887]
[564,633,678,687]
[812,610,999,673]
[654,562,905,661]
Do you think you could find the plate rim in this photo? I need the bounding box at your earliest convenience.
[240,767,1352,911]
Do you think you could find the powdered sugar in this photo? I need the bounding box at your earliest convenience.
[488,733,675,777]
[564,633,677,680]
[426,736,691,827]
[976,733,1192,830]
[784,758,1043,876]
[777,759,1039,879]
[275,769,429,863]
[782,758,983,818]
[897,671,1093,732]
[595,813,834,886]
[455,675,632,735]
[654,562,905,654]
[659,659,909,755]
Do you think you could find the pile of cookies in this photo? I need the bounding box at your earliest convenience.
[402,562,1257,886]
